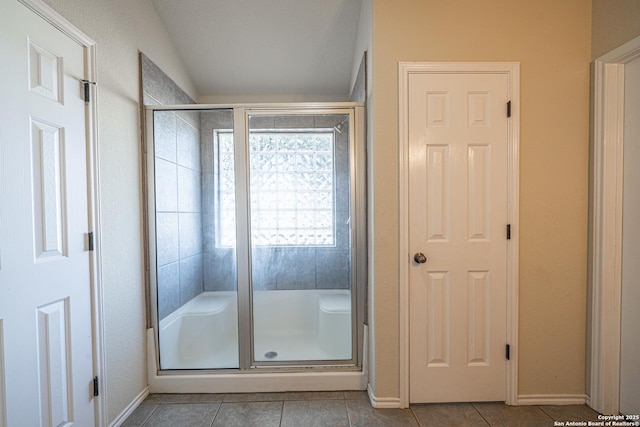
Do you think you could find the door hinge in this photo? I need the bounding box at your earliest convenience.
[507,100,511,118]
[88,231,94,251]
[506,224,511,240]
[81,79,96,103]
[93,376,99,396]
[506,344,511,361]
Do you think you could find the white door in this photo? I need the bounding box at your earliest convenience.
[620,55,640,417]
[0,1,96,426]
[408,71,509,402]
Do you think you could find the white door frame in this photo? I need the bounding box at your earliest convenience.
[398,62,520,408]
[589,35,640,416]
[16,1,106,425]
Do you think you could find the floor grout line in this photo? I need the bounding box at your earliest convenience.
[408,406,421,427]
[139,404,155,427]
[537,405,559,422]
[207,401,221,427]
[470,402,493,426]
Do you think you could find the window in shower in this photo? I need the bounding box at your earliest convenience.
[215,129,335,247]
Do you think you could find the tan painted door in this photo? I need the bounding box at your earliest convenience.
[408,71,509,402]
[0,1,96,425]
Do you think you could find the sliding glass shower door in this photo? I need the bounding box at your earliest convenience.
[148,105,363,371]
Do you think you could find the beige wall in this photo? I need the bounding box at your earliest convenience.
[41,0,195,423]
[369,0,591,399]
[592,0,640,59]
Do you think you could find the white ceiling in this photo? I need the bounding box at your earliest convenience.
[150,0,363,100]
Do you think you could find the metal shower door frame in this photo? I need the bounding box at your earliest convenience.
[145,102,366,375]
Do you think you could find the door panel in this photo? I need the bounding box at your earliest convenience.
[247,113,353,364]
[409,72,508,403]
[0,1,95,425]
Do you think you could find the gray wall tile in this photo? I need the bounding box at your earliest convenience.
[249,115,275,129]
[143,93,160,106]
[156,213,179,266]
[336,176,351,209]
[276,250,316,290]
[251,248,278,290]
[178,166,202,213]
[157,262,180,320]
[335,210,351,250]
[141,54,176,105]
[316,250,350,289]
[177,110,200,129]
[274,115,315,129]
[175,87,195,104]
[154,111,177,162]
[204,250,237,291]
[201,172,216,216]
[143,53,205,320]
[155,159,178,212]
[177,118,200,170]
[179,213,203,258]
[201,110,240,293]
[314,115,345,129]
[180,255,204,305]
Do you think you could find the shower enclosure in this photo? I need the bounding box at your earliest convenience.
[146,103,365,390]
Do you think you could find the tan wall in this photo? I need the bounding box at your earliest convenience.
[369,0,591,398]
[592,0,640,59]
[41,0,195,423]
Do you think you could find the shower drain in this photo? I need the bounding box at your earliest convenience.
[264,351,278,359]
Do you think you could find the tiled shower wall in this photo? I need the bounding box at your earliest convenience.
[141,54,204,320]
[200,113,352,292]
[143,52,359,316]
[200,110,237,291]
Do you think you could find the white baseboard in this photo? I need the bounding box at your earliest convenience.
[367,384,401,408]
[366,390,587,408]
[109,386,150,427]
[517,394,587,406]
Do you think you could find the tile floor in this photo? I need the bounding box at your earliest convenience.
[122,391,601,426]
